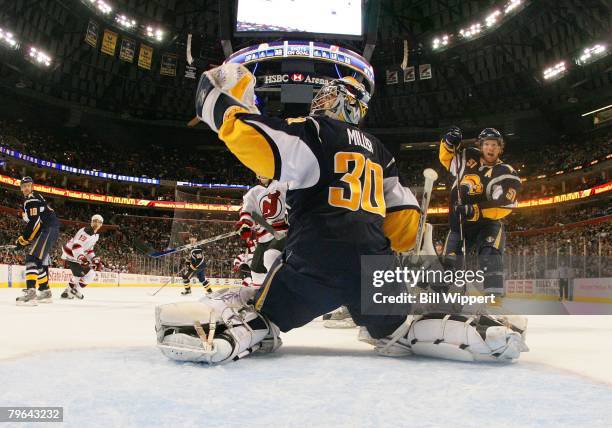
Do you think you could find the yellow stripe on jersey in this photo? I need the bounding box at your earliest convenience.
[27,218,41,241]
[481,207,512,220]
[218,109,276,179]
[439,141,454,171]
[383,208,420,252]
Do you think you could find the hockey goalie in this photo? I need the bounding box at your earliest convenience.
[155,64,528,365]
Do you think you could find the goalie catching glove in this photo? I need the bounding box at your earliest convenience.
[195,63,259,132]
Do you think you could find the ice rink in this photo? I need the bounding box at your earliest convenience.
[2,287,612,428]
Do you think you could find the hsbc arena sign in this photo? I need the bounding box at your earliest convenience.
[224,40,375,94]
[259,73,332,87]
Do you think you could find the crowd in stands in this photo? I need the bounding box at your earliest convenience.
[2,119,610,191]
[0,119,253,184]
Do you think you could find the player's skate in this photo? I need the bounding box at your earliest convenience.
[361,313,528,362]
[61,286,74,299]
[70,287,84,300]
[16,288,38,306]
[156,287,281,364]
[181,287,192,295]
[36,289,53,303]
[323,306,356,329]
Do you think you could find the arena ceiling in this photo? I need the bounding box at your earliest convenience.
[0,0,610,142]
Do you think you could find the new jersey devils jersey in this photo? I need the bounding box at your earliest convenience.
[61,227,99,263]
[240,180,288,243]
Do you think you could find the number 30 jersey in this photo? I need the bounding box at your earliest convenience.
[217,112,420,253]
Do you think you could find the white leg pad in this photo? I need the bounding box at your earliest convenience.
[155,288,280,364]
[375,314,529,362]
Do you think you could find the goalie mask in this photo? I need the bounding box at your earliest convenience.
[310,77,370,125]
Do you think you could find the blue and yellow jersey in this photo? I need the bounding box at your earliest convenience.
[21,192,59,242]
[217,111,420,253]
[439,143,521,231]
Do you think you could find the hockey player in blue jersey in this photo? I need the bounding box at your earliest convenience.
[155,64,528,364]
[180,236,210,296]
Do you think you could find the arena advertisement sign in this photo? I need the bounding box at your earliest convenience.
[0,145,160,185]
[0,174,241,212]
[0,264,241,289]
[225,41,375,91]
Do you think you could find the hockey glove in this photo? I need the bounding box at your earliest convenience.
[454,204,479,222]
[92,257,103,271]
[78,254,90,268]
[195,63,260,133]
[15,236,29,247]
[443,126,462,148]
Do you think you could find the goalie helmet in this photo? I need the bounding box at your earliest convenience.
[310,76,370,125]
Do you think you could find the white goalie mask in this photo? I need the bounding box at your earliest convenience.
[310,76,370,125]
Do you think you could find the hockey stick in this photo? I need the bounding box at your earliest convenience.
[150,274,177,296]
[411,168,438,263]
[453,147,468,266]
[251,212,283,240]
[149,231,239,258]
[0,245,17,251]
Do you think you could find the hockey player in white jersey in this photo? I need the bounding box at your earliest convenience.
[60,214,104,299]
[235,176,288,286]
[155,63,528,365]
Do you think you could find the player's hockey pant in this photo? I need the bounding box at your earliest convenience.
[182,267,207,286]
[25,225,59,290]
[66,261,95,288]
[443,221,505,294]
[254,243,406,339]
[251,237,286,274]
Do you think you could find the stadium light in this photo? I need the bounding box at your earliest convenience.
[146,26,164,41]
[432,35,449,50]
[459,23,482,39]
[543,61,566,80]
[430,0,529,52]
[485,10,502,27]
[95,0,112,14]
[116,14,136,29]
[504,0,522,14]
[0,28,18,49]
[28,46,52,67]
[576,44,608,66]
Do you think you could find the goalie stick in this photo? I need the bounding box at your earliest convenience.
[149,231,239,258]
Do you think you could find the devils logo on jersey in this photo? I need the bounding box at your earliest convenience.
[260,190,284,220]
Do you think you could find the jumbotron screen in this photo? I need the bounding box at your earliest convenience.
[235,0,363,36]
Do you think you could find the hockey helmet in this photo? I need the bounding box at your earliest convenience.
[310,76,370,125]
[478,128,505,152]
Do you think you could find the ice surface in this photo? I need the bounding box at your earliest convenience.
[1,287,612,427]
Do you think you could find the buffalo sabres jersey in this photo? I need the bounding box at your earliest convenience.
[187,247,205,270]
[240,180,289,243]
[61,227,99,263]
[21,191,59,242]
[440,144,521,231]
[217,112,420,253]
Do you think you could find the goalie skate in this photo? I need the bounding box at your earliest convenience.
[323,306,356,329]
